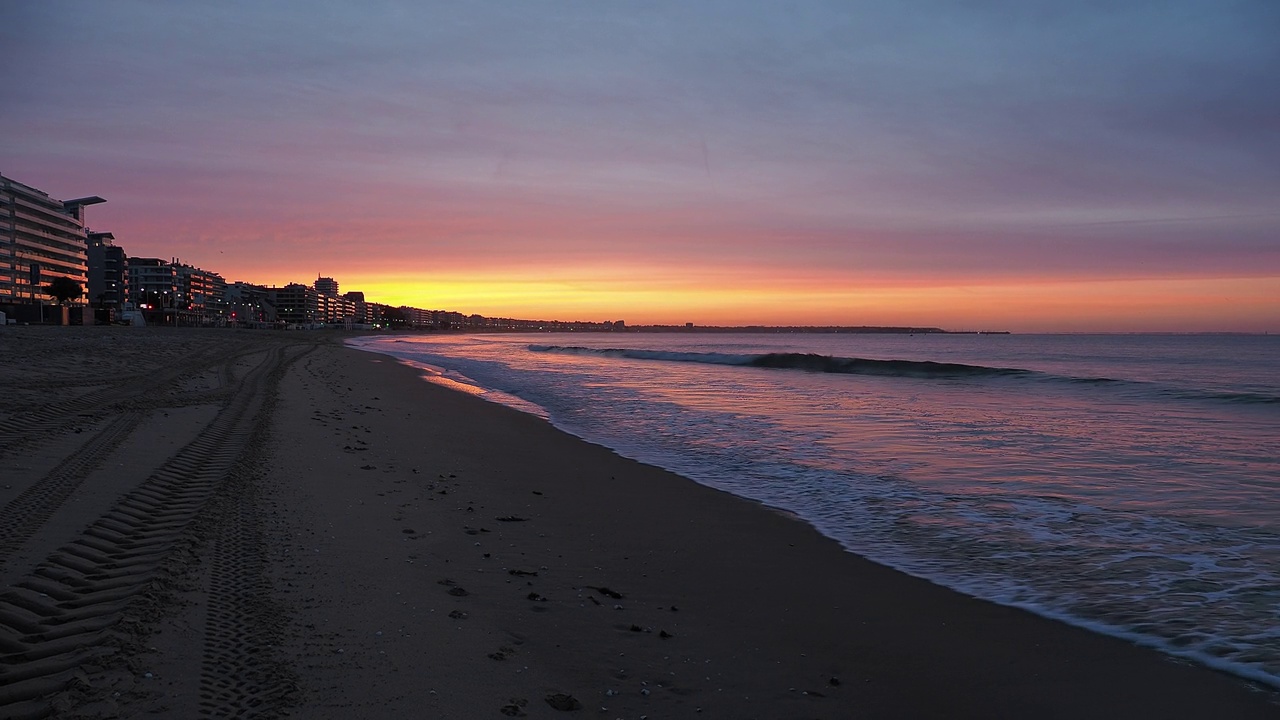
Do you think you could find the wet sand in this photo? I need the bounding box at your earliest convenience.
[0,327,1276,718]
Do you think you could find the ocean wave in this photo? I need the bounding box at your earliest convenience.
[747,352,1030,377]
[529,345,1033,378]
[528,345,754,365]
[527,345,1280,406]
[1175,389,1280,405]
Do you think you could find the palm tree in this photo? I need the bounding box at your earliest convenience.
[44,277,84,305]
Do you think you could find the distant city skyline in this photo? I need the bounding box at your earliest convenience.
[5,1,1278,332]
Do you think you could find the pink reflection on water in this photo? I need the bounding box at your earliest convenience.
[424,374,486,396]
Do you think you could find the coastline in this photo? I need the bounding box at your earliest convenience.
[0,328,1276,717]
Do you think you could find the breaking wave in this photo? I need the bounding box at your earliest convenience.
[528,345,1027,377]
[527,345,1280,405]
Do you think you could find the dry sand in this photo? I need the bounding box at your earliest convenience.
[0,326,1277,719]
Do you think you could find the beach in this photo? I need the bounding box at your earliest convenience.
[1,327,1276,718]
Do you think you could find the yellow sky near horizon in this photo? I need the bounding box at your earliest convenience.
[328,271,1280,333]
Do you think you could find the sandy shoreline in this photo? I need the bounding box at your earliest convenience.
[1,327,1276,718]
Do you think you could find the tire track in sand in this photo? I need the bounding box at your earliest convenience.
[0,343,306,719]
[0,344,267,567]
[0,344,261,458]
[0,411,145,564]
[196,462,294,718]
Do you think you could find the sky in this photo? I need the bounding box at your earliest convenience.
[4,1,1278,331]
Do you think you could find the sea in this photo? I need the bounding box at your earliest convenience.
[347,332,1280,688]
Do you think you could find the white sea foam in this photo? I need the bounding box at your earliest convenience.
[348,332,1280,688]
[384,353,551,419]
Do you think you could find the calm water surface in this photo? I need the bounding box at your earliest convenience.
[349,332,1280,688]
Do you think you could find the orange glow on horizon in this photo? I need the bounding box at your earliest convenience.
[320,267,1280,333]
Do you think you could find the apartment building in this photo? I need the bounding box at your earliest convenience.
[127,257,178,323]
[175,262,227,324]
[1,173,104,313]
[87,231,126,310]
[343,291,368,324]
[317,292,356,324]
[226,282,276,325]
[269,283,319,325]
[315,276,339,296]
[400,306,434,328]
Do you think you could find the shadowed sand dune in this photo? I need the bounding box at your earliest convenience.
[0,327,1276,718]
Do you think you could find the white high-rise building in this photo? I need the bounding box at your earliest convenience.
[1,173,104,309]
